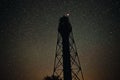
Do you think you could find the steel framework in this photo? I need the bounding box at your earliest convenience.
[53,16,84,80]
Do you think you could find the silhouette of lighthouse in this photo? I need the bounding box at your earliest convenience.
[53,15,84,80]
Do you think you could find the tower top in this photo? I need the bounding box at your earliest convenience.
[58,16,72,37]
[59,16,69,23]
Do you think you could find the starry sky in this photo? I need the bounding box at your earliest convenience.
[0,0,120,80]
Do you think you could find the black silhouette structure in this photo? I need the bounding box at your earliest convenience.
[53,15,84,80]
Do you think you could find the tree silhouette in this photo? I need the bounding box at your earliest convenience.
[43,75,62,80]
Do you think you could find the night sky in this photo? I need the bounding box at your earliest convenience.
[0,0,120,80]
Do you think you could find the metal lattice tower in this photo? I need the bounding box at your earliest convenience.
[53,15,84,80]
